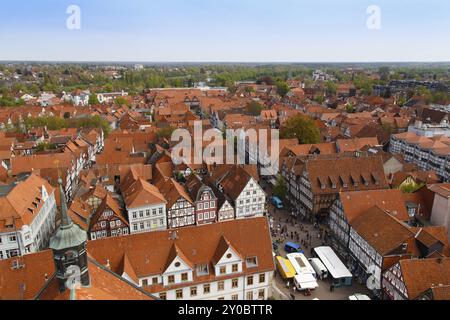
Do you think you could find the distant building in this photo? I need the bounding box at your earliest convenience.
[390,132,450,182]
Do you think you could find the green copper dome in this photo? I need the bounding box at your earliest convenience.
[49,178,87,251]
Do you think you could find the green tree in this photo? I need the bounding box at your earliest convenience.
[280,114,321,144]
[346,103,355,114]
[325,81,337,96]
[115,96,129,106]
[273,175,287,200]
[379,67,390,81]
[89,94,99,105]
[275,80,290,98]
[313,93,324,104]
[156,126,175,139]
[244,86,255,94]
[246,101,264,116]
[36,142,57,152]
[104,83,113,92]
[68,115,111,137]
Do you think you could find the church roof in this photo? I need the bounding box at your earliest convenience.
[49,178,87,251]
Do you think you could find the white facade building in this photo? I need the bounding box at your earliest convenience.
[128,203,167,234]
[0,175,57,260]
[123,179,168,234]
[234,178,266,219]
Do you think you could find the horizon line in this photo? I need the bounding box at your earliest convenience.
[1,60,450,65]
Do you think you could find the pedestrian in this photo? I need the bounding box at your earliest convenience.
[290,293,296,300]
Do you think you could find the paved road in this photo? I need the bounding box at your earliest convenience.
[262,181,372,300]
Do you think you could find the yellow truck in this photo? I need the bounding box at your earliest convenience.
[275,256,296,280]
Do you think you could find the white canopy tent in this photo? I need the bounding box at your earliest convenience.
[313,246,352,280]
[293,274,319,290]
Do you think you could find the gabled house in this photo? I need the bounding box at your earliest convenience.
[87,217,274,300]
[212,166,266,219]
[329,189,412,258]
[0,174,57,260]
[156,178,195,229]
[185,174,217,225]
[89,194,130,240]
[205,178,235,222]
[285,153,389,220]
[382,258,450,300]
[122,179,167,234]
[348,206,417,297]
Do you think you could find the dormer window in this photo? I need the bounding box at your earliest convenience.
[196,263,209,276]
[318,177,326,190]
[361,174,369,186]
[350,174,359,187]
[246,257,258,268]
[340,175,348,188]
[371,173,380,186]
[329,176,337,189]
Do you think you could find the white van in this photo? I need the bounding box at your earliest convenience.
[293,274,319,291]
[309,258,328,280]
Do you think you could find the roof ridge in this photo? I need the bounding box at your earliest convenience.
[89,257,158,300]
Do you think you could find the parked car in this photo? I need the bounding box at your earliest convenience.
[284,242,303,254]
[272,196,284,209]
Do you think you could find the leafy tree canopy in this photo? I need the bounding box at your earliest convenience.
[273,175,287,200]
[280,114,321,144]
[246,101,265,116]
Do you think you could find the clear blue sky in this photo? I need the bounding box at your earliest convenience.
[0,0,449,62]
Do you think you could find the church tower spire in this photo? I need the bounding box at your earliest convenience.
[50,178,90,293]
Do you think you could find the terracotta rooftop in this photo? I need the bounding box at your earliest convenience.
[87,217,274,294]
[399,258,450,300]
[339,189,410,223]
[350,206,415,256]
[304,154,389,195]
[0,174,55,233]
